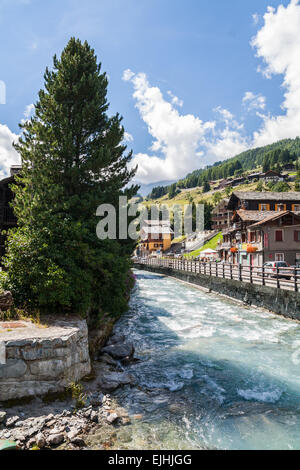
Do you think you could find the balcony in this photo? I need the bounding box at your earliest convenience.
[218,242,231,250]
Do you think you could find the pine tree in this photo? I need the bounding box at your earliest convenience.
[2,38,138,315]
[202,180,210,193]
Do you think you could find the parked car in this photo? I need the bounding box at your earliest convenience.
[290,265,300,278]
[261,261,291,279]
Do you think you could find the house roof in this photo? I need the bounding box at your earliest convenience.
[230,191,300,202]
[249,211,300,228]
[143,220,171,226]
[234,210,279,222]
[263,170,282,176]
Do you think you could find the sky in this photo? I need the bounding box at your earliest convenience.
[0,0,300,191]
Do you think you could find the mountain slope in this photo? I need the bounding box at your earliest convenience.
[147,137,300,200]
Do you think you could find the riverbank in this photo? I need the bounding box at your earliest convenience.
[0,328,137,450]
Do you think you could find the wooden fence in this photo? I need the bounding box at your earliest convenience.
[135,257,300,293]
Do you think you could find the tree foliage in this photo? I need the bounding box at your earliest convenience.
[2,38,138,316]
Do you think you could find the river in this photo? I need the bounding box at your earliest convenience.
[111,270,300,450]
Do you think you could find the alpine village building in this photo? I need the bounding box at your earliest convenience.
[139,220,173,256]
[218,192,300,267]
[211,199,233,231]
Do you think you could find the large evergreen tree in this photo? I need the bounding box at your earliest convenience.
[2,38,138,315]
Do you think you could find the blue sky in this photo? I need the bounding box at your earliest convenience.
[0,0,299,188]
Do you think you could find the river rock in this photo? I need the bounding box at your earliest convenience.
[47,433,65,446]
[101,342,134,360]
[0,411,6,423]
[67,429,79,441]
[97,370,132,392]
[36,433,46,449]
[6,416,19,428]
[106,333,126,346]
[106,413,118,424]
[90,411,98,423]
[97,352,119,367]
[85,392,105,406]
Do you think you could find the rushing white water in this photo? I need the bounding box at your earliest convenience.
[112,270,300,450]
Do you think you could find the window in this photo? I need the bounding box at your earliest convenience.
[249,231,256,242]
[260,204,269,211]
[293,204,300,211]
[294,231,300,242]
[275,230,283,242]
[275,253,284,262]
[276,204,286,212]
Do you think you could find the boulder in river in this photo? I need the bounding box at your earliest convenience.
[101,342,134,360]
[97,368,133,392]
[106,333,126,346]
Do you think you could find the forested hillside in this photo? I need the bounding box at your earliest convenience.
[148,137,300,200]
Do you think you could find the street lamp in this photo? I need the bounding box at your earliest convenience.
[236,231,242,266]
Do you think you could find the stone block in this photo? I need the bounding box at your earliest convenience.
[0,359,27,379]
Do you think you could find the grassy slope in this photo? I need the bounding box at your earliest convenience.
[143,172,297,209]
[143,180,259,208]
[184,232,223,259]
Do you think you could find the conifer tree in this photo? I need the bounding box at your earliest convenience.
[2,38,138,315]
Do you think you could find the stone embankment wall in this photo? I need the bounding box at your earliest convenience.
[135,264,300,321]
[0,319,91,402]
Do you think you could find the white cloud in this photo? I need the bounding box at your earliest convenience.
[252,13,259,25]
[123,131,133,143]
[252,0,300,146]
[167,90,183,107]
[122,69,135,82]
[0,124,20,179]
[24,103,34,119]
[243,91,266,111]
[123,70,248,184]
[21,103,35,125]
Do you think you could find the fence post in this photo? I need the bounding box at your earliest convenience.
[239,263,242,282]
[250,265,253,284]
[277,266,280,289]
[216,262,218,278]
[230,263,233,280]
[262,265,265,286]
[223,263,225,279]
[294,267,298,293]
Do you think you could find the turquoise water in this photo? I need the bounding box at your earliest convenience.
[113,270,300,450]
